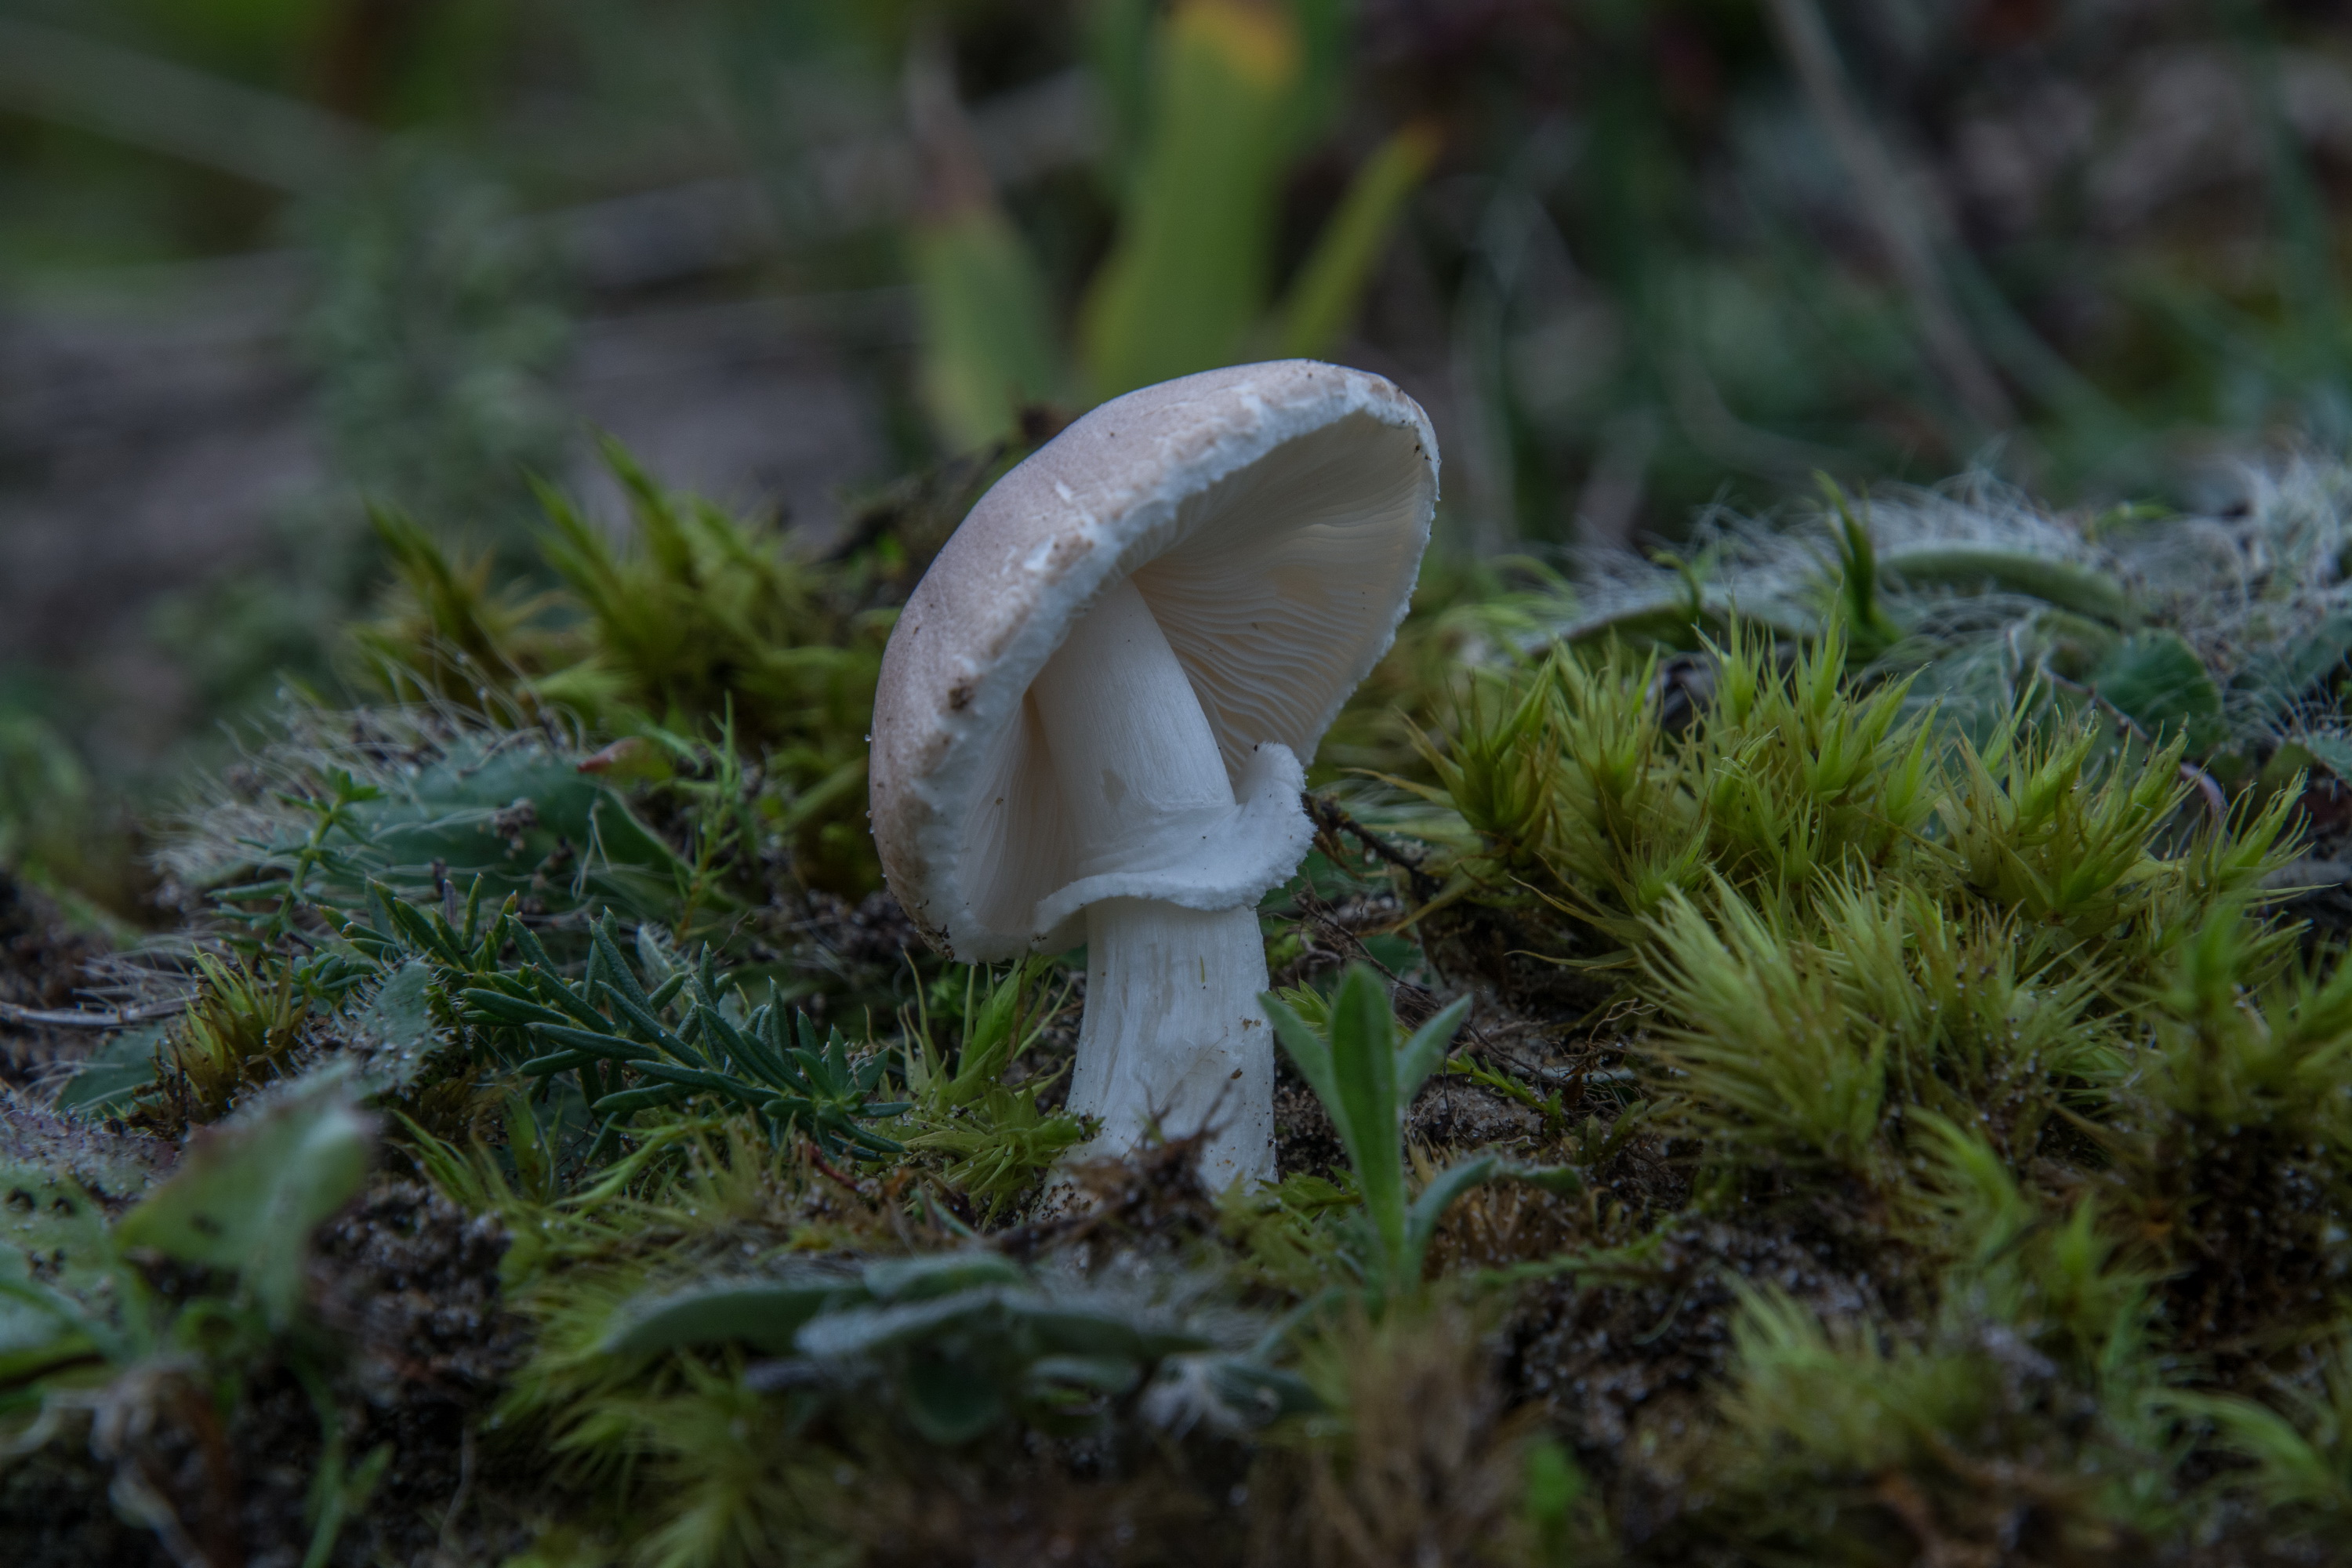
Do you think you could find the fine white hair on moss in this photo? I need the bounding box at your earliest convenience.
[162,699,550,888]
[1509,452,2352,757]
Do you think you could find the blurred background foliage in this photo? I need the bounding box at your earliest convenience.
[12,0,2352,916]
[21,10,2352,1557]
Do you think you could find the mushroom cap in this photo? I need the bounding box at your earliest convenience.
[869,360,1439,960]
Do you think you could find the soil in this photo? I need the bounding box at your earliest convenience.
[0,871,111,1087]
[0,1178,536,1568]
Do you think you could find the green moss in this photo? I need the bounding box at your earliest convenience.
[22,465,2352,1564]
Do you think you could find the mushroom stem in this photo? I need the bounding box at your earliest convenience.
[1029,577,1276,1185]
[1073,897,1272,1183]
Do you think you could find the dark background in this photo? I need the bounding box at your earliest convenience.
[5,0,2351,878]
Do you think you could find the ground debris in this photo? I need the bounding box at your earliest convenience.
[1507,1214,1882,1530]
[0,871,112,1085]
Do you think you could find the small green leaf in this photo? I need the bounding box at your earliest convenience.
[526,1023,655,1062]
[863,1251,1025,1301]
[2090,630,2223,750]
[589,1086,691,1117]
[1329,967,1406,1267]
[1525,1439,1586,1542]
[1263,992,1348,1151]
[348,960,443,1092]
[1396,995,1472,1105]
[1879,548,2136,627]
[1402,1153,1502,1277]
[797,1292,1002,1362]
[0,1165,114,1294]
[460,989,572,1029]
[601,1275,858,1356]
[2299,731,2352,782]
[1008,1301,1211,1362]
[53,1023,169,1115]
[0,1164,130,1368]
[0,1251,118,1377]
[0,1298,97,1384]
[339,741,694,922]
[1024,1353,1142,1398]
[1203,1358,1323,1423]
[113,1068,374,1325]
[1502,1162,1587,1196]
[901,1352,1006,1445]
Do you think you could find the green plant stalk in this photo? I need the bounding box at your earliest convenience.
[1262,965,1576,1296]
[1080,0,1301,396]
[1275,120,1441,359]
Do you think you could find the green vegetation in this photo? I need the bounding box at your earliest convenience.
[24,1,2352,1563]
[10,452,2352,1562]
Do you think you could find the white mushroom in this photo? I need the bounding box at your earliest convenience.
[867,361,1438,1188]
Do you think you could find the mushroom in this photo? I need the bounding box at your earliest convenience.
[868,361,1438,1188]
